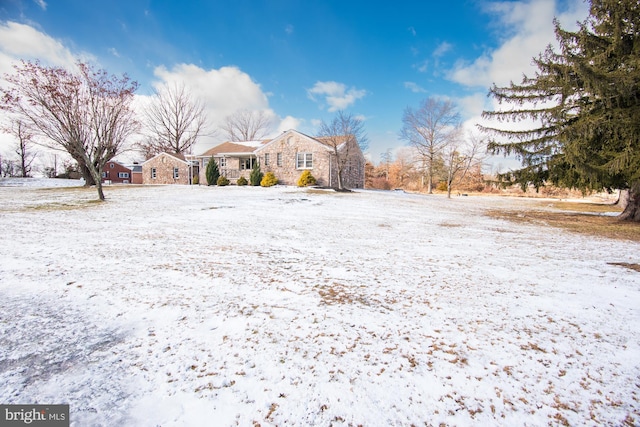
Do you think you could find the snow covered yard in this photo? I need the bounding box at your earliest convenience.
[0,181,638,426]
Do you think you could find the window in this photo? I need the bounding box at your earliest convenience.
[264,153,270,166]
[118,172,130,178]
[102,172,107,178]
[219,157,226,168]
[296,152,313,169]
[240,158,255,170]
[173,167,179,179]
[109,163,114,168]
[277,152,283,167]
[151,168,157,179]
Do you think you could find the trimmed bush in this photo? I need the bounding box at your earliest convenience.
[297,170,317,187]
[217,175,230,186]
[260,171,278,187]
[192,175,199,185]
[236,176,248,186]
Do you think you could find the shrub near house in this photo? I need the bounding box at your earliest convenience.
[261,172,278,187]
[297,170,317,187]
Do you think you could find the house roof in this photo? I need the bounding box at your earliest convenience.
[195,130,357,158]
[141,151,190,165]
[198,140,270,157]
[106,159,131,167]
[315,135,351,150]
[254,129,334,153]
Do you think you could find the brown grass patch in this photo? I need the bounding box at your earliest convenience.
[486,207,640,242]
[27,199,102,211]
[439,222,463,228]
[607,262,640,273]
[539,201,622,214]
[316,282,371,306]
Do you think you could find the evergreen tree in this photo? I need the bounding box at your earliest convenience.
[249,160,263,186]
[481,0,640,221]
[206,156,219,186]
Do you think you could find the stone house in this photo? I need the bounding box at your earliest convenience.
[141,152,192,185]
[193,129,365,188]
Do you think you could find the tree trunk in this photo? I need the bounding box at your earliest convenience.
[71,154,95,186]
[81,164,96,186]
[618,184,640,222]
[615,189,629,209]
[337,168,344,190]
[446,167,454,199]
[89,163,106,201]
[96,181,105,200]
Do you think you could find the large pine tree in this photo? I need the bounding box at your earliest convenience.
[481,0,640,221]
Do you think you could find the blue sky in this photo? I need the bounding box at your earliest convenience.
[0,0,589,164]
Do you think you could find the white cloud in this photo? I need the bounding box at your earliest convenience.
[34,0,47,10]
[433,41,452,58]
[108,47,120,58]
[152,63,271,113]
[449,0,589,88]
[144,63,303,151]
[285,24,294,35]
[0,21,80,75]
[413,59,429,73]
[276,115,301,133]
[404,81,427,93]
[408,26,416,37]
[307,81,366,112]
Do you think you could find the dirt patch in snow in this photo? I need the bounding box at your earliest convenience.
[486,208,640,242]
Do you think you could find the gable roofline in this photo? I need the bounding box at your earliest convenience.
[141,151,190,166]
[314,135,353,151]
[105,160,132,170]
[254,129,333,153]
[196,140,270,157]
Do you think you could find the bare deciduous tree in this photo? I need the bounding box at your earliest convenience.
[136,136,161,160]
[1,157,18,177]
[3,119,38,177]
[141,82,208,155]
[317,110,368,190]
[442,132,485,198]
[400,98,461,193]
[221,109,272,141]
[1,60,140,200]
[390,147,420,189]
